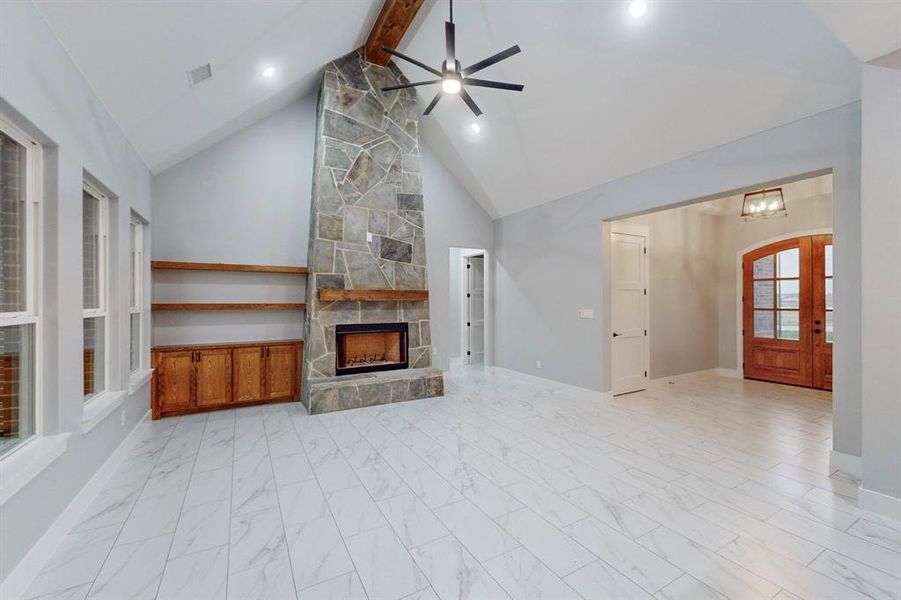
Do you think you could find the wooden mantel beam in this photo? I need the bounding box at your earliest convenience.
[364,0,426,66]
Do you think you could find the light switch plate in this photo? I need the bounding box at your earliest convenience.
[578,308,594,319]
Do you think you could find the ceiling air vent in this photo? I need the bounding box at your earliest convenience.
[186,63,212,86]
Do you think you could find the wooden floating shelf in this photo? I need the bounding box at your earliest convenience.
[152,260,308,274]
[318,288,429,302]
[152,303,306,312]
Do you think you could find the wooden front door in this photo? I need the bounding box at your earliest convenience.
[743,235,832,390]
[811,235,833,390]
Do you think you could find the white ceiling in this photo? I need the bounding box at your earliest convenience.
[34,0,891,218]
[803,0,901,63]
[35,0,381,173]
[396,0,864,217]
[688,173,833,217]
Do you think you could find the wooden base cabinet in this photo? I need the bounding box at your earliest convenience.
[152,340,302,419]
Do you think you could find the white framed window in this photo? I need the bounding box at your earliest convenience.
[83,182,109,402]
[129,215,145,374]
[0,114,41,457]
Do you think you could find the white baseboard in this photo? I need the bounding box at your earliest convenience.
[487,366,611,400]
[859,485,901,521]
[655,368,741,381]
[0,410,152,600]
[829,450,863,479]
[714,368,742,379]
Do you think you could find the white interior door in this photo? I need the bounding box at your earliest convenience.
[611,231,649,395]
[465,255,485,365]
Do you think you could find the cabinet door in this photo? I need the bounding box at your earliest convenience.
[233,346,265,403]
[265,345,296,400]
[195,349,232,407]
[156,351,195,411]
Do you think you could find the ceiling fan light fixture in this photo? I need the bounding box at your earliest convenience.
[378,0,523,117]
[442,78,461,94]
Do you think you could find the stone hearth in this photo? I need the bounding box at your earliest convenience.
[302,49,444,414]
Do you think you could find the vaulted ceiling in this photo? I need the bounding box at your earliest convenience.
[393,0,863,217]
[35,1,897,218]
[34,0,381,173]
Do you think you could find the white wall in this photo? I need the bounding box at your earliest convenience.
[618,208,720,378]
[151,98,316,345]
[421,148,495,371]
[0,0,152,580]
[493,103,862,462]
[448,248,464,360]
[860,61,901,512]
[150,97,494,367]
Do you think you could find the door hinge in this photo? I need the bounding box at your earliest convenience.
[466,293,471,298]
[466,264,471,269]
[643,247,647,254]
[644,329,647,336]
[467,322,471,327]
[644,370,648,377]
[643,289,647,295]
[467,351,471,356]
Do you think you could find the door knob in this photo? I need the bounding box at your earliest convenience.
[613,332,621,338]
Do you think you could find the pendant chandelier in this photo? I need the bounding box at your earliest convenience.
[741,187,787,220]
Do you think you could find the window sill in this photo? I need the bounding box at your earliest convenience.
[0,433,71,505]
[81,390,126,434]
[128,368,153,395]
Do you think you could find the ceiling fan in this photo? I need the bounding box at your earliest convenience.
[380,0,524,116]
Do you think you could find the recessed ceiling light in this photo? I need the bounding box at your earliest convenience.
[261,66,276,78]
[629,0,648,18]
[441,78,461,94]
[470,123,481,133]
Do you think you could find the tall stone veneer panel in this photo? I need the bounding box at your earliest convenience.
[303,50,444,414]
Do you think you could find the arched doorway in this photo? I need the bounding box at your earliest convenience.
[743,234,832,389]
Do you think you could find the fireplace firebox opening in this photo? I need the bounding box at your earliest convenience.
[335,323,409,376]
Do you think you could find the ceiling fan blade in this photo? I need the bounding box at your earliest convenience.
[459,88,483,117]
[423,91,443,115]
[462,78,524,92]
[445,21,455,68]
[382,47,442,77]
[461,45,521,77]
[381,80,441,91]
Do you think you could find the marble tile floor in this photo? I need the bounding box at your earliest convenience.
[22,367,901,600]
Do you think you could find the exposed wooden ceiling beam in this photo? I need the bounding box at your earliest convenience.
[364,0,426,66]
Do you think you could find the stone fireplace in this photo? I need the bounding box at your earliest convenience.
[336,323,408,376]
[302,49,444,414]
